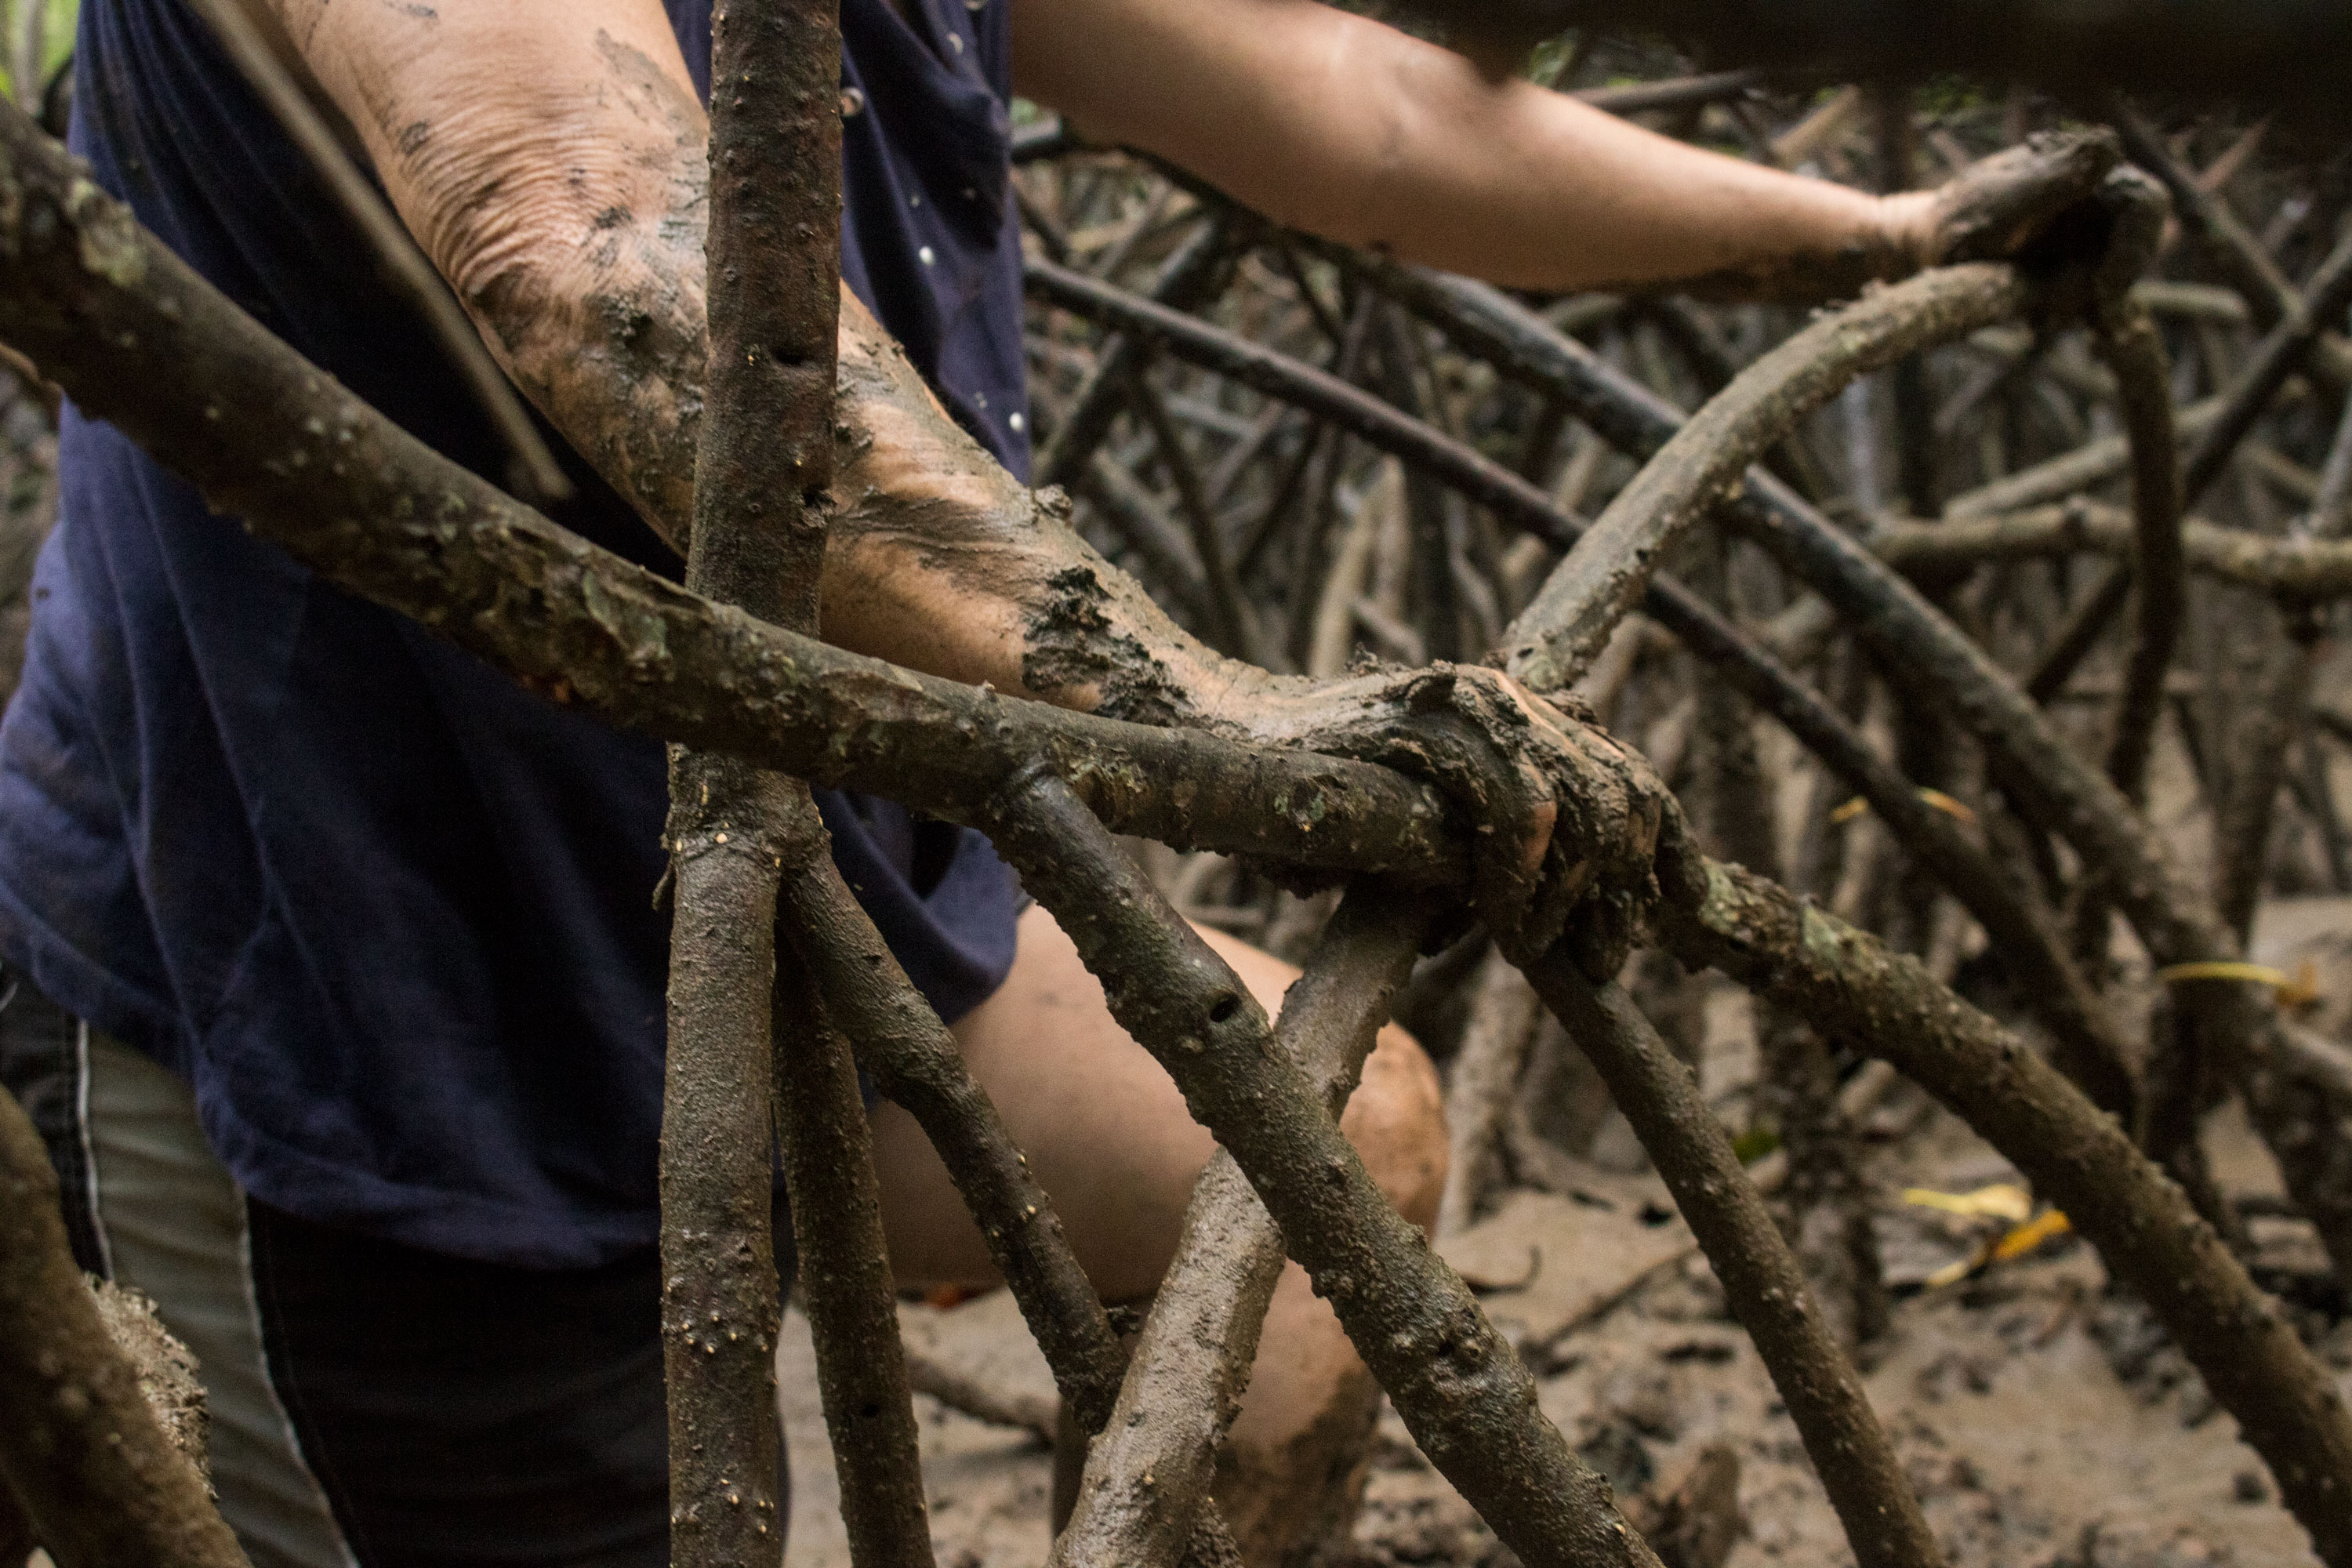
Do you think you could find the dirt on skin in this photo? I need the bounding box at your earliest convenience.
[778,975,2345,1568]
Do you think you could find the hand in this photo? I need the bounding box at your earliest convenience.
[1247,664,1677,976]
[1896,128,2125,278]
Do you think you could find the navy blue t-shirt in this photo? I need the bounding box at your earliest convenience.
[0,0,1030,1268]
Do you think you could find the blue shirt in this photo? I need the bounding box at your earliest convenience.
[0,0,1029,1268]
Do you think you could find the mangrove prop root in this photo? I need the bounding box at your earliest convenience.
[982,769,1662,1568]
[659,799,792,1565]
[0,1083,251,1568]
[670,0,935,1563]
[1054,892,1428,1568]
[1664,861,2352,1568]
[1530,961,1942,1568]
[771,953,936,1566]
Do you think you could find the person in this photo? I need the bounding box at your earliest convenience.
[0,0,2104,1563]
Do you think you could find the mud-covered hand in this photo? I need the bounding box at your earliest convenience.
[1246,664,1675,976]
[1906,128,2125,277]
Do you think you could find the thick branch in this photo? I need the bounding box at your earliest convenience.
[982,771,1661,1568]
[1054,893,1428,1568]
[1530,963,1941,1568]
[680,2,934,1564]
[0,1085,251,1568]
[1661,862,2352,1568]
[1504,264,2031,691]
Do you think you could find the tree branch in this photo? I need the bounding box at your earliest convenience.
[981,771,1662,1568]
[1053,892,1428,1568]
[1529,963,1940,1568]
[1503,264,2031,691]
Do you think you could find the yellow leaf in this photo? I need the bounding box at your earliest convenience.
[2156,959,2323,1008]
[1830,789,1977,828]
[1991,1209,2071,1261]
[1917,788,1978,826]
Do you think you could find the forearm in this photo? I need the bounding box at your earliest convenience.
[1014,0,1929,298]
[265,0,1283,728]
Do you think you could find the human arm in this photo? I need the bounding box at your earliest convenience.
[247,0,2034,955]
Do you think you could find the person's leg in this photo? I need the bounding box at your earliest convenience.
[868,903,1446,1568]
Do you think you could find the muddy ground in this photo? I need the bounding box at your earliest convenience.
[780,965,2348,1568]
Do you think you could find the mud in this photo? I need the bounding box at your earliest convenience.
[779,989,2342,1568]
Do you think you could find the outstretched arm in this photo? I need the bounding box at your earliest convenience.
[254,0,2083,953]
[1011,0,1934,298]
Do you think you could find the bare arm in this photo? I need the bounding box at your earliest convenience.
[260,0,1240,714]
[252,0,2089,953]
[1011,0,1932,297]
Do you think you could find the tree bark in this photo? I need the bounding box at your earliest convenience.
[0,1085,250,1568]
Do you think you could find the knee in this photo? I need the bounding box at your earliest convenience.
[1339,1025,1447,1232]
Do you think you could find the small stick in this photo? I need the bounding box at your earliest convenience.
[2212,620,2321,945]
[2107,96,2352,392]
[902,1345,1058,1446]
